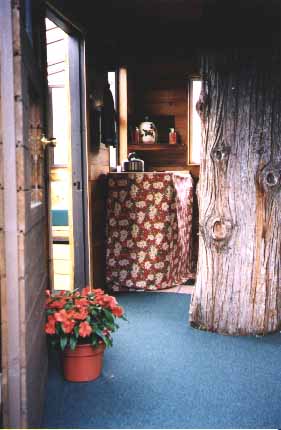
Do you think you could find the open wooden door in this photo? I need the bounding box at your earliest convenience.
[68,34,88,288]
[45,7,89,292]
[0,0,52,427]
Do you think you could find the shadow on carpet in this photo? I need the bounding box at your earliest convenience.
[42,293,281,429]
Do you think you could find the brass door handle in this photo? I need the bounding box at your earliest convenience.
[41,134,57,148]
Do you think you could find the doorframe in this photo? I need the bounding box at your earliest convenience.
[45,3,91,287]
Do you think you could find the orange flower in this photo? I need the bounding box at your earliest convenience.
[45,316,56,334]
[78,321,92,337]
[59,290,67,296]
[54,309,69,322]
[48,299,66,309]
[94,297,104,306]
[93,288,104,296]
[81,286,91,296]
[112,306,124,317]
[62,320,75,334]
[75,298,88,307]
[103,295,118,310]
[72,308,88,320]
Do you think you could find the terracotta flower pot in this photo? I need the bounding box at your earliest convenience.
[63,343,105,382]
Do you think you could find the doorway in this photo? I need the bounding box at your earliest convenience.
[45,14,89,291]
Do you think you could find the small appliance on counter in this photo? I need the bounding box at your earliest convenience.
[139,116,158,144]
[122,152,145,172]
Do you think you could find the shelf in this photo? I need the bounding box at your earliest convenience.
[127,144,188,170]
[128,144,186,152]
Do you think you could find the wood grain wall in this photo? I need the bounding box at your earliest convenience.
[0,57,6,426]
[1,2,48,427]
[16,7,49,428]
[127,60,199,172]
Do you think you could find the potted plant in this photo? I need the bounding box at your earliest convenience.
[45,286,126,382]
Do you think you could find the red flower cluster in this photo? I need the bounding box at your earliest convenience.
[45,287,125,351]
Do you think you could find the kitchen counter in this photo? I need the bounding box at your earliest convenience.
[105,171,194,291]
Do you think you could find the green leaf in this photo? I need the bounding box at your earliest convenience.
[90,334,99,347]
[60,336,68,351]
[65,303,74,310]
[103,336,112,348]
[74,325,80,338]
[95,328,104,337]
[69,336,77,351]
[105,322,116,331]
[103,308,114,323]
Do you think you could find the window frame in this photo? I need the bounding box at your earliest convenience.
[188,77,202,166]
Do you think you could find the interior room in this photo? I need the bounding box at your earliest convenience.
[1,0,281,427]
[78,0,279,297]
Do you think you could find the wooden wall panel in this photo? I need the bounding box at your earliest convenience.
[128,60,199,172]
[1,2,48,427]
[25,329,47,428]
[136,67,188,148]
[0,85,4,426]
[89,150,109,290]
[0,99,4,248]
[23,220,48,314]
[88,155,107,289]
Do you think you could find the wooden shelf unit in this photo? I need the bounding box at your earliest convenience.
[128,144,186,152]
[127,144,187,171]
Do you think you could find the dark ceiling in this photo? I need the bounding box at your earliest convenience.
[49,0,281,65]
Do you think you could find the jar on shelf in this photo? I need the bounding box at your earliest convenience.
[139,116,157,144]
[132,127,140,145]
[169,128,177,145]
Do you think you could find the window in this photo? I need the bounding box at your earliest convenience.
[46,18,69,166]
[108,71,117,170]
[189,78,202,165]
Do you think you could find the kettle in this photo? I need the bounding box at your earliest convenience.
[123,152,144,172]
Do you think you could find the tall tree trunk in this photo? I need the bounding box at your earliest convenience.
[189,50,281,335]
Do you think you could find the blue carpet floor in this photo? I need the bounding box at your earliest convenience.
[42,293,281,429]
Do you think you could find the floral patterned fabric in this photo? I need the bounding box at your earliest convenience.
[106,172,194,291]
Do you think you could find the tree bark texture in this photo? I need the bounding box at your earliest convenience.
[189,50,281,335]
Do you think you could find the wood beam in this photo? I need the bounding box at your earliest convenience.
[118,67,128,164]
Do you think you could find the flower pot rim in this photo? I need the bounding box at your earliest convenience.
[64,342,106,357]
[66,342,106,349]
